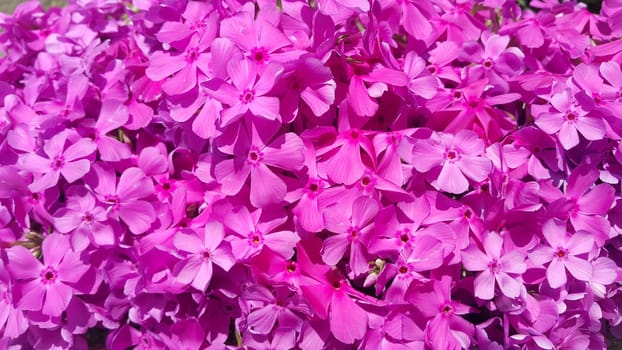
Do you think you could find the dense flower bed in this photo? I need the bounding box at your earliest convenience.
[0,0,621,348]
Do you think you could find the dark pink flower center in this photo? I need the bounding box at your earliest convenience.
[51,156,65,170]
[247,148,263,164]
[445,149,460,162]
[555,248,568,259]
[565,112,578,123]
[468,99,480,109]
[40,266,58,285]
[248,231,264,247]
[250,47,268,63]
[400,233,410,243]
[360,176,371,186]
[348,226,360,241]
[488,259,501,273]
[483,58,494,69]
[186,47,199,62]
[286,262,297,273]
[82,212,94,224]
[240,89,255,103]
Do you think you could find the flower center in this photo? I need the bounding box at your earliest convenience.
[398,265,408,274]
[51,156,65,170]
[445,149,460,162]
[488,259,501,273]
[565,112,578,123]
[400,233,409,243]
[82,212,94,224]
[555,248,568,259]
[247,148,263,164]
[186,47,199,62]
[248,231,264,247]
[360,176,371,186]
[483,58,494,69]
[240,89,255,103]
[286,262,297,273]
[250,47,268,63]
[348,226,360,240]
[40,266,58,285]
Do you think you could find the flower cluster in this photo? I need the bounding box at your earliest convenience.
[0,0,621,348]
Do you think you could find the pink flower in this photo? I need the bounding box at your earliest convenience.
[53,188,115,248]
[214,119,304,207]
[410,130,492,194]
[224,205,299,261]
[534,89,605,150]
[17,132,96,192]
[298,238,374,344]
[321,196,378,276]
[529,219,594,288]
[407,276,474,350]
[203,59,283,125]
[172,221,235,291]
[6,234,89,317]
[462,231,526,300]
[89,165,156,234]
[146,33,215,95]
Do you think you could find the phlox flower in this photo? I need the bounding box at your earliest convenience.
[219,6,292,66]
[224,205,298,261]
[321,196,378,276]
[88,165,156,234]
[462,231,526,300]
[147,32,216,96]
[6,234,89,317]
[298,238,375,344]
[534,88,605,150]
[406,276,474,350]
[279,55,336,121]
[53,187,115,248]
[203,59,283,126]
[17,131,96,193]
[410,130,492,194]
[172,221,235,291]
[214,119,304,207]
[243,284,310,335]
[529,219,594,289]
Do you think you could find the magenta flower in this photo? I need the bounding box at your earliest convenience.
[279,56,336,121]
[410,130,492,194]
[219,9,291,66]
[534,89,605,150]
[321,196,378,276]
[53,188,114,248]
[462,231,526,300]
[172,221,235,291]
[214,119,304,207]
[224,205,299,261]
[203,59,283,126]
[298,239,374,344]
[6,234,89,317]
[17,132,96,192]
[529,219,594,288]
[243,284,310,335]
[146,33,215,96]
[89,165,156,234]
[407,276,474,350]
